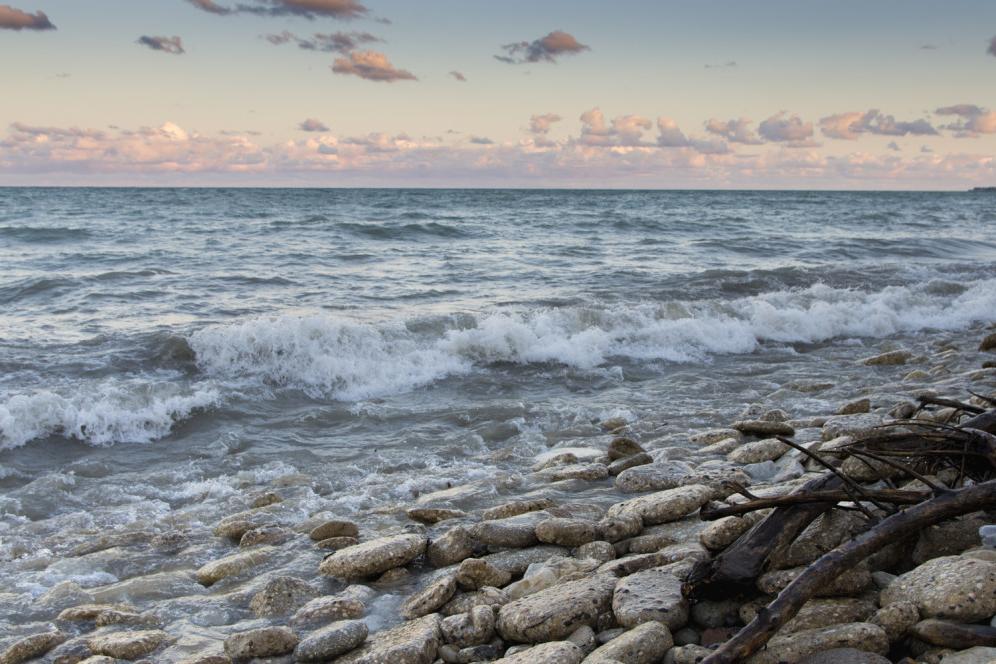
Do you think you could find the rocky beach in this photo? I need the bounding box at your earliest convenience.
[2,325,994,664]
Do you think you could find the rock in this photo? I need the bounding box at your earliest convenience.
[608,454,653,476]
[881,555,996,622]
[664,644,713,664]
[699,515,756,551]
[623,523,679,555]
[577,541,616,563]
[470,512,546,549]
[797,649,891,664]
[291,591,366,627]
[224,626,298,661]
[597,515,644,543]
[294,620,368,662]
[981,332,996,352]
[316,535,360,550]
[540,463,610,482]
[536,518,599,547]
[87,630,168,660]
[497,574,617,643]
[456,558,512,590]
[91,570,204,603]
[608,438,646,461]
[482,545,570,577]
[401,575,458,620]
[821,414,884,441]
[196,547,274,586]
[441,605,496,647]
[441,587,510,616]
[727,439,787,465]
[861,350,913,365]
[58,603,137,622]
[93,609,160,627]
[407,508,466,524]
[535,452,580,471]
[250,491,282,508]
[567,625,597,654]
[335,613,441,664]
[0,631,68,664]
[606,485,714,526]
[612,566,687,630]
[239,525,294,547]
[320,533,427,579]
[598,544,708,578]
[249,576,318,617]
[601,418,629,432]
[689,429,744,446]
[428,527,477,568]
[758,564,871,597]
[870,600,919,641]
[731,420,795,437]
[740,598,875,635]
[497,641,583,663]
[940,646,996,663]
[912,513,986,564]
[213,510,275,540]
[840,455,903,482]
[838,398,871,415]
[584,622,672,663]
[504,558,601,599]
[483,499,555,521]
[614,463,694,493]
[746,623,889,664]
[309,519,359,541]
[438,640,504,663]
[912,618,996,648]
[691,599,741,629]
[768,510,868,569]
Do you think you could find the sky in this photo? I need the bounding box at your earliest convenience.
[1,0,995,188]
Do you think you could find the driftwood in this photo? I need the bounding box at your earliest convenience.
[910,618,996,648]
[701,479,996,664]
[699,488,927,520]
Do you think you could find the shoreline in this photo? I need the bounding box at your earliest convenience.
[1,327,995,663]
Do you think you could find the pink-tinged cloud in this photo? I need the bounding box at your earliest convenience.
[819,110,936,139]
[264,30,380,54]
[0,4,55,30]
[657,117,729,154]
[137,35,185,55]
[578,108,653,147]
[705,117,762,144]
[935,104,996,136]
[758,112,815,145]
[299,118,329,132]
[529,113,562,134]
[332,50,416,82]
[189,0,368,19]
[449,70,467,82]
[186,0,231,14]
[496,30,589,64]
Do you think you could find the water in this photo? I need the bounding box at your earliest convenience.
[1,188,995,645]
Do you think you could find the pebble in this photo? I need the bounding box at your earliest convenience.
[293,619,368,662]
[731,420,795,437]
[406,507,467,524]
[456,558,512,590]
[608,453,653,476]
[727,438,787,464]
[608,437,647,460]
[309,519,359,541]
[0,631,68,664]
[428,526,477,567]
[482,499,556,521]
[440,605,496,647]
[291,594,366,627]
[249,576,318,617]
[401,575,458,620]
[614,462,694,493]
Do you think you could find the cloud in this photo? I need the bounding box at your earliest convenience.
[705,60,737,69]
[935,104,996,136]
[137,35,185,55]
[656,117,729,154]
[887,141,901,151]
[529,113,562,135]
[704,117,762,144]
[0,4,55,30]
[264,30,380,53]
[469,136,494,145]
[919,43,938,50]
[988,36,996,57]
[331,50,416,82]
[189,0,368,19]
[495,30,589,64]
[299,118,329,132]
[819,110,938,139]
[578,108,653,147]
[449,70,467,82]
[758,112,815,145]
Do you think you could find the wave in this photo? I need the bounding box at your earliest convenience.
[188,277,996,398]
[0,382,219,450]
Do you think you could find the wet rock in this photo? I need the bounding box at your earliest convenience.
[335,613,442,664]
[441,587,510,616]
[614,463,694,493]
[93,609,160,627]
[372,566,412,588]
[315,535,360,550]
[483,499,555,521]
[309,519,359,541]
[45,636,94,664]
[294,619,368,662]
[482,545,570,577]
[697,437,742,456]
[727,438,786,465]
[577,541,616,563]
[608,438,647,461]
[58,603,137,622]
[497,641,583,663]
[223,627,297,661]
[608,454,653,476]
[981,332,996,352]
[91,570,204,603]
[821,413,884,441]
[291,593,366,628]
[0,631,68,664]
[319,533,427,579]
[497,574,617,643]
[441,605,496,647]
[539,463,610,482]
[612,566,687,630]
[584,622,673,664]
[869,600,919,641]
[536,518,599,547]
[747,622,888,664]
[606,485,714,526]
[456,558,512,590]
[406,508,467,524]
[880,555,996,622]
[87,630,168,660]
[401,575,458,620]
[731,420,795,437]
[239,525,294,548]
[213,510,276,541]
[196,547,274,586]
[797,649,891,664]
[249,491,282,508]
[623,523,681,555]
[534,452,580,471]
[470,512,547,549]
[740,598,875,635]
[428,527,477,568]
[861,349,912,365]
[758,564,871,597]
[689,429,744,446]
[597,515,644,543]
[699,515,757,551]
[838,398,871,415]
[249,576,318,618]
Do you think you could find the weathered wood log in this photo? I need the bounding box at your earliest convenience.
[916,395,985,415]
[701,480,996,664]
[699,489,927,520]
[685,474,843,599]
[961,407,996,434]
